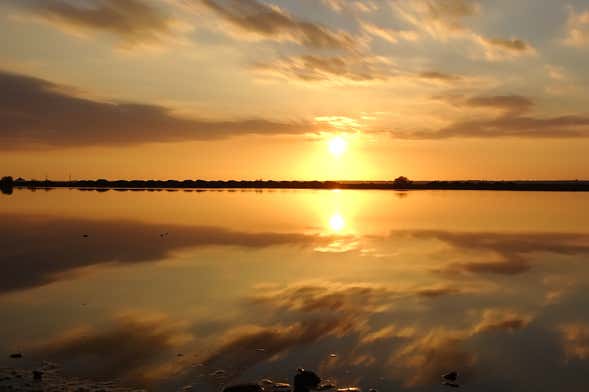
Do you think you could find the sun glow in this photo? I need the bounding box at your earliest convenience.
[329,212,346,231]
[328,136,348,157]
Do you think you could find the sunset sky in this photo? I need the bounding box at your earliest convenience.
[2,0,589,180]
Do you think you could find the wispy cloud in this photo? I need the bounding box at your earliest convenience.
[200,0,355,49]
[563,6,589,47]
[254,53,463,86]
[360,21,419,44]
[474,35,536,61]
[12,0,180,48]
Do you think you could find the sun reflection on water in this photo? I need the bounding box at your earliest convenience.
[329,212,346,232]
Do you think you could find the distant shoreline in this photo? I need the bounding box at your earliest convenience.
[3,178,589,193]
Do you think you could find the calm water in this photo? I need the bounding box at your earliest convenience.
[1,188,589,391]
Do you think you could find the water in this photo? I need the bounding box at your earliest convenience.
[1,188,588,391]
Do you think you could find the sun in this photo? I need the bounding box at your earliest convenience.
[328,136,348,157]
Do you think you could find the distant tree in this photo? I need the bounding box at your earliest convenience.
[0,176,14,195]
[393,176,412,188]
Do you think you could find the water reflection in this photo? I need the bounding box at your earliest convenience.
[0,189,588,391]
[328,213,345,232]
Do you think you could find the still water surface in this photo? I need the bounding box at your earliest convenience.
[1,189,589,391]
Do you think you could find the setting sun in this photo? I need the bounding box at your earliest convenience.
[328,136,348,157]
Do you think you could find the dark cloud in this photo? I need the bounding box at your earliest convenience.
[464,94,534,113]
[482,37,533,52]
[418,71,462,82]
[15,0,172,44]
[0,71,321,148]
[28,313,190,382]
[201,0,354,49]
[0,213,329,294]
[393,94,589,139]
[398,230,589,275]
[425,114,589,139]
[415,286,462,298]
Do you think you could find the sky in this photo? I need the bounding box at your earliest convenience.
[1,0,589,180]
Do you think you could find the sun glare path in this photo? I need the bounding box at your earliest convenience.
[328,136,348,157]
[329,212,346,232]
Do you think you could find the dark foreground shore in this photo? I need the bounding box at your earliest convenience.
[3,178,589,194]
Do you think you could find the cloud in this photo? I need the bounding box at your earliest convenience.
[254,54,398,83]
[563,7,589,47]
[435,93,534,114]
[475,35,536,61]
[392,94,589,139]
[0,213,330,294]
[12,0,176,47]
[559,323,589,360]
[200,0,355,49]
[396,230,589,275]
[28,312,192,383]
[417,71,462,82]
[472,309,532,334]
[360,21,419,44]
[0,71,323,148]
[250,280,473,316]
[321,0,380,14]
[202,317,354,377]
[391,332,476,387]
[405,114,589,139]
[391,0,534,61]
[463,94,534,113]
[390,0,478,39]
[254,54,463,85]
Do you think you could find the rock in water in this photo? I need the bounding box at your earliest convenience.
[442,371,458,382]
[442,371,460,387]
[223,384,263,392]
[294,368,321,391]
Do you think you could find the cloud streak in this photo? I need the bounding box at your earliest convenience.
[392,94,589,139]
[396,230,589,275]
[0,71,322,148]
[201,0,354,49]
[13,0,176,46]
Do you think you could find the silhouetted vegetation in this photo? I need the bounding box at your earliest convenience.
[393,176,413,188]
[2,176,589,192]
[0,176,13,195]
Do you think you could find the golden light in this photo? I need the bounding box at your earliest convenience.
[328,136,347,157]
[329,212,346,232]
